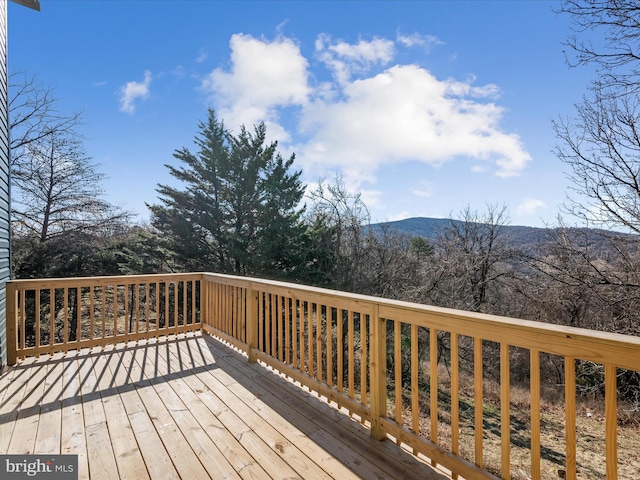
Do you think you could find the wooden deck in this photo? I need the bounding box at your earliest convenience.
[0,332,450,480]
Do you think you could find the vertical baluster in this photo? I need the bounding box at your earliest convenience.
[241,287,247,341]
[213,283,218,330]
[327,306,333,387]
[76,287,82,342]
[49,288,54,352]
[451,332,460,480]
[565,356,576,480]
[605,364,618,480]
[278,295,284,362]
[191,280,196,326]
[530,349,541,480]
[285,297,290,365]
[258,291,264,352]
[292,298,298,368]
[316,304,322,383]
[225,284,229,335]
[231,284,235,335]
[183,280,188,332]
[19,288,25,352]
[196,280,201,327]
[124,284,130,341]
[411,323,419,448]
[228,284,233,337]
[271,294,277,357]
[299,300,305,374]
[360,313,368,405]
[500,343,511,480]
[164,281,171,330]
[348,310,354,399]
[221,283,225,332]
[35,288,41,354]
[89,286,95,341]
[246,285,257,362]
[232,285,237,338]
[218,283,222,331]
[474,337,483,468]
[114,285,119,337]
[265,293,271,355]
[197,280,202,326]
[101,285,106,340]
[337,308,343,394]
[173,281,179,331]
[63,288,69,346]
[131,283,140,336]
[145,282,150,333]
[230,284,234,337]
[308,302,314,378]
[394,320,402,445]
[430,328,438,446]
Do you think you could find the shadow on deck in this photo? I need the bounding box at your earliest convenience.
[0,332,451,479]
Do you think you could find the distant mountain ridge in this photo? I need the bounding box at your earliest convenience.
[371,217,618,250]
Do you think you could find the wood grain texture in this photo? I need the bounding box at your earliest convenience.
[0,332,446,480]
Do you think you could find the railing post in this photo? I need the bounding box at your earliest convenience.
[200,275,209,331]
[246,284,258,363]
[370,305,387,441]
[6,281,17,365]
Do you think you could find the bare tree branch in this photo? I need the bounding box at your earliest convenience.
[558,0,640,96]
[9,71,83,165]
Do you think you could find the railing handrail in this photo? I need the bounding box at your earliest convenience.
[202,272,640,370]
[8,272,204,288]
[13,270,640,358]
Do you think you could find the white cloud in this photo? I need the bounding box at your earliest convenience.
[360,188,383,211]
[201,33,531,194]
[296,64,531,185]
[387,211,412,222]
[119,70,151,114]
[412,181,434,198]
[396,32,443,51]
[196,49,208,64]
[516,197,546,215]
[169,65,187,80]
[201,34,309,135]
[316,34,395,85]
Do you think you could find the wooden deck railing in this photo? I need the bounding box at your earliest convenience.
[6,273,203,363]
[7,272,640,479]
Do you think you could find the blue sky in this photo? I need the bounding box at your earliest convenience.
[8,1,593,228]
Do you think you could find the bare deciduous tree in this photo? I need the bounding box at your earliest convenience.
[558,0,640,97]
[556,2,640,232]
[9,71,82,165]
[428,204,514,314]
[305,175,371,291]
[11,130,129,243]
[554,92,640,232]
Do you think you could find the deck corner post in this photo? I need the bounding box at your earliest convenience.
[246,284,259,363]
[370,305,387,441]
[6,281,17,365]
[200,275,209,332]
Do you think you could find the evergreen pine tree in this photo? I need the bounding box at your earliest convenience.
[149,109,306,278]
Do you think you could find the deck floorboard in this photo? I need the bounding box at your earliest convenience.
[0,332,451,480]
